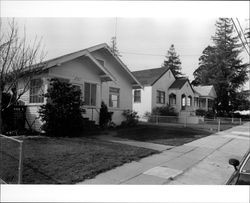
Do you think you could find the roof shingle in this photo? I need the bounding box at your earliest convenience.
[169,78,188,89]
[132,67,169,86]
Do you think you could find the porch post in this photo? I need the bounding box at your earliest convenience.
[205,98,208,111]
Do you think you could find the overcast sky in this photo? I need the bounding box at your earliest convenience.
[2,1,249,89]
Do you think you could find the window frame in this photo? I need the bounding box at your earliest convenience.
[109,87,120,108]
[83,82,97,106]
[134,89,141,103]
[187,96,192,107]
[29,78,44,104]
[156,90,165,104]
[240,153,250,175]
[169,93,176,106]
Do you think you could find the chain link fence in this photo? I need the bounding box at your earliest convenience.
[143,115,245,132]
[0,134,24,184]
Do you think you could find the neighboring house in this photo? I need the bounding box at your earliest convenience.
[132,67,217,118]
[17,43,141,131]
[168,77,196,116]
[193,85,217,111]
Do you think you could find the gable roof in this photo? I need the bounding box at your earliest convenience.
[193,85,217,98]
[132,67,170,86]
[22,43,142,88]
[169,78,188,89]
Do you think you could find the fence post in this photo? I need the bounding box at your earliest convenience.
[18,141,24,184]
[218,119,221,132]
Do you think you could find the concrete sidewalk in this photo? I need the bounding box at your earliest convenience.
[79,122,250,185]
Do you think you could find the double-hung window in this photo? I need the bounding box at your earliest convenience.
[84,83,97,106]
[29,78,44,103]
[134,90,141,103]
[109,87,120,108]
[156,90,165,104]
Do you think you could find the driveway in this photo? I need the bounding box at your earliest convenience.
[79,122,250,185]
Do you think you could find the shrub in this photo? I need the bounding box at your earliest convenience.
[39,78,84,136]
[195,109,207,117]
[121,109,139,127]
[99,101,113,128]
[205,110,216,118]
[152,104,177,116]
[1,92,27,133]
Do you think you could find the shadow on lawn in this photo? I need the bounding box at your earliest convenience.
[0,136,158,184]
[113,124,213,146]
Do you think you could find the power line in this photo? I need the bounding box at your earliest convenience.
[236,18,249,48]
[231,18,250,55]
[120,51,200,57]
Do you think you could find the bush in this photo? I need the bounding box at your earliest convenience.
[205,110,216,118]
[152,104,177,116]
[121,110,139,127]
[1,92,27,133]
[99,101,113,128]
[39,78,84,136]
[195,109,207,117]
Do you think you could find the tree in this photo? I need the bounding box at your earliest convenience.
[192,18,249,114]
[162,44,183,78]
[39,78,84,136]
[192,46,217,86]
[0,19,45,133]
[110,36,121,57]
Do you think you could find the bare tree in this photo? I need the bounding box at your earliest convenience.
[0,19,45,133]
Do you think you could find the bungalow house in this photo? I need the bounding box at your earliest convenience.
[17,43,141,131]
[132,67,217,118]
[132,67,196,118]
[193,85,217,111]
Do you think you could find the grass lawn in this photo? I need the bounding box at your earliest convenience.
[0,136,157,184]
[114,124,213,146]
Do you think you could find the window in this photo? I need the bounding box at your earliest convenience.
[109,87,120,108]
[241,155,250,174]
[156,90,165,104]
[29,78,44,103]
[169,93,176,106]
[134,90,141,103]
[187,96,192,106]
[181,94,186,107]
[194,97,199,107]
[84,83,97,106]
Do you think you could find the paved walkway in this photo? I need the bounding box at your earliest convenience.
[79,122,250,185]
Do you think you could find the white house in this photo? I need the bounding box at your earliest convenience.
[132,67,217,118]
[193,85,217,111]
[17,43,141,131]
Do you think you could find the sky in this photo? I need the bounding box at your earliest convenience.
[1,1,249,89]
